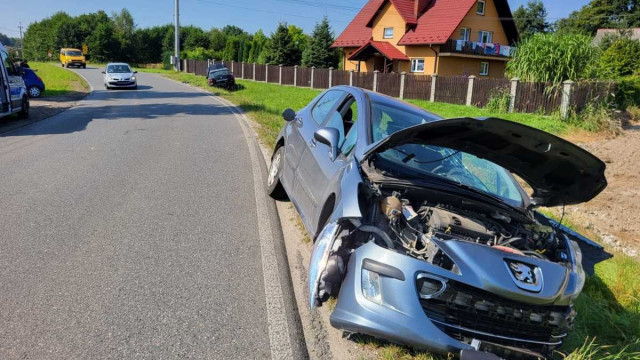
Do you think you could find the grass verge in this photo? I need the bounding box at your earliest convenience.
[143,69,640,360]
[29,62,89,96]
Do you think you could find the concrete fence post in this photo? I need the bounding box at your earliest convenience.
[221,60,225,67]
[560,80,575,120]
[241,62,245,79]
[311,67,315,89]
[373,70,379,92]
[329,67,333,88]
[466,75,476,106]
[265,64,269,82]
[399,72,406,99]
[185,59,189,73]
[294,65,298,87]
[430,74,438,102]
[349,70,354,86]
[279,64,283,85]
[509,77,519,113]
[231,61,234,74]
[253,63,256,81]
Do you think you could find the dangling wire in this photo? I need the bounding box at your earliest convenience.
[556,203,566,231]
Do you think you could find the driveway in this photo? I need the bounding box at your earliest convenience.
[0,67,305,359]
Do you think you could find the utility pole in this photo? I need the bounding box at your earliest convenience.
[18,22,24,58]
[174,0,180,71]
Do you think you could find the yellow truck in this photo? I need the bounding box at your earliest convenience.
[59,48,86,68]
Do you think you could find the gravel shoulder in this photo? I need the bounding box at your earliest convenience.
[559,122,640,257]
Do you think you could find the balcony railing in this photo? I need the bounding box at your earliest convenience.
[440,39,514,58]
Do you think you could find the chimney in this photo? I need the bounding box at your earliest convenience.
[414,0,431,19]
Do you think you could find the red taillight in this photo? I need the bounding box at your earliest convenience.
[37,77,43,82]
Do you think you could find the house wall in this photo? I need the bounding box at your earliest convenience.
[437,57,506,78]
[453,0,508,44]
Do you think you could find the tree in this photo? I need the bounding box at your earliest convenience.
[0,33,18,46]
[556,0,640,35]
[513,1,550,39]
[597,37,640,78]
[506,33,600,84]
[248,30,268,63]
[263,23,300,65]
[112,9,136,61]
[209,28,227,52]
[301,17,339,68]
[87,22,120,62]
[222,25,246,37]
[288,25,308,56]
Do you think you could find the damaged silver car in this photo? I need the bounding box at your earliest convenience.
[266,86,607,359]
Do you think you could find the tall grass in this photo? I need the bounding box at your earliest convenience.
[29,62,89,96]
[506,34,600,85]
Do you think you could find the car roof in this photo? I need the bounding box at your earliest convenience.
[62,48,82,51]
[106,63,132,66]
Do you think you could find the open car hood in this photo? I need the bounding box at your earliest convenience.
[361,117,607,207]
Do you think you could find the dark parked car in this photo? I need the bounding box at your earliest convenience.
[22,67,45,98]
[207,68,235,89]
[266,86,607,360]
[206,63,226,73]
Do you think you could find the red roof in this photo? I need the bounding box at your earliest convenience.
[333,0,513,48]
[398,0,476,45]
[332,0,384,48]
[349,41,410,61]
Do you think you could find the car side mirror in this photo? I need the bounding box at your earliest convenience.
[314,127,340,161]
[282,108,296,122]
[101,71,105,74]
[134,71,138,74]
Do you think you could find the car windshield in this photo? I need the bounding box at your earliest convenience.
[210,69,230,76]
[66,51,82,56]
[107,65,131,73]
[370,101,523,207]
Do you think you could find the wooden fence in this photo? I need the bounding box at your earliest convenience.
[184,59,614,118]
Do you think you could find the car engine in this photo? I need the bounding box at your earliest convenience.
[370,192,572,267]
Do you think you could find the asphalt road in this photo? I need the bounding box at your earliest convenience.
[0,68,305,359]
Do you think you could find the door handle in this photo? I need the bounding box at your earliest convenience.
[295,117,303,125]
[309,138,316,148]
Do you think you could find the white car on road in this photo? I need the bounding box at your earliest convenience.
[102,63,137,90]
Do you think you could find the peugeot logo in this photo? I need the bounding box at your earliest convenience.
[505,260,543,292]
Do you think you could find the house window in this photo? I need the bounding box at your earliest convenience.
[460,28,470,41]
[383,27,394,39]
[477,0,485,15]
[478,31,492,43]
[480,62,489,76]
[411,59,425,73]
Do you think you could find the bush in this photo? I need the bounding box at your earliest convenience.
[597,38,640,78]
[614,76,640,110]
[485,89,511,112]
[567,102,620,134]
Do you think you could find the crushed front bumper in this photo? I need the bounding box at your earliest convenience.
[330,242,570,359]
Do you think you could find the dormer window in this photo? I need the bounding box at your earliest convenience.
[383,27,394,39]
[477,0,485,15]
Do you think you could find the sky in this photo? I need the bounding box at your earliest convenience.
[0,0,591,39]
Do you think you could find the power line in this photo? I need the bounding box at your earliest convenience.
[191,0,352,23]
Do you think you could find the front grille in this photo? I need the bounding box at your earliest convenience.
[419,280,574,354]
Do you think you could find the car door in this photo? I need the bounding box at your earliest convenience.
[288,90,347,229]
[0,57,10,115]
[0,49,21,111]
[295,91,354,232]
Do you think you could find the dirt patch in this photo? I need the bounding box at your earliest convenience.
[0,89,88,135]
[556,123,640,257]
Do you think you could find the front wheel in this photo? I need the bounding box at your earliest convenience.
[266,146,287,200]
[28,86,42,98]
[18,97,29,119]
[82,64,86,69]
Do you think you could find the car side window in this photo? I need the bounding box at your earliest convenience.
[311,90,344,125]
[1,50,17,76]
[340,99,358,155]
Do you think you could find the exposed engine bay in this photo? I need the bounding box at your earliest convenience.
[371,191,573,268]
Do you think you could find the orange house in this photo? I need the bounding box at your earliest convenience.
[333,0,519,78]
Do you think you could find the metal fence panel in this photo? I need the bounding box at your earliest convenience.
[515,82,562,114]
[282,66,295,85]
[254,64,266,81]
[333,70,350,86]
[435,76,468,105]
[242,63,253,79]
[313,68,330,89]
[194,60,208,76]
[403,75,432,101]
[377,72,401,97]
[471,78,510,107]
[353,72,374,90]
[571,81,614,112]
[267,66,279,83]
[297,67,311,87]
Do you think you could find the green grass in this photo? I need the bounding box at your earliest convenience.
[145,69,640,360]
[29,62,89,96]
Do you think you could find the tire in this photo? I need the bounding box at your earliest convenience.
[133,85,138,90]
[27,86,42,98]
[18,97,29,119]
[61,63,65,67]
[266,146,288,200]
[82,64,86,69]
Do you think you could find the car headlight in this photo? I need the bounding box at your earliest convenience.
[362,269,383,305]
[131,76,136,81]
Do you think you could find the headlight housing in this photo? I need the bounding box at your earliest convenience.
[131,76,136,81]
